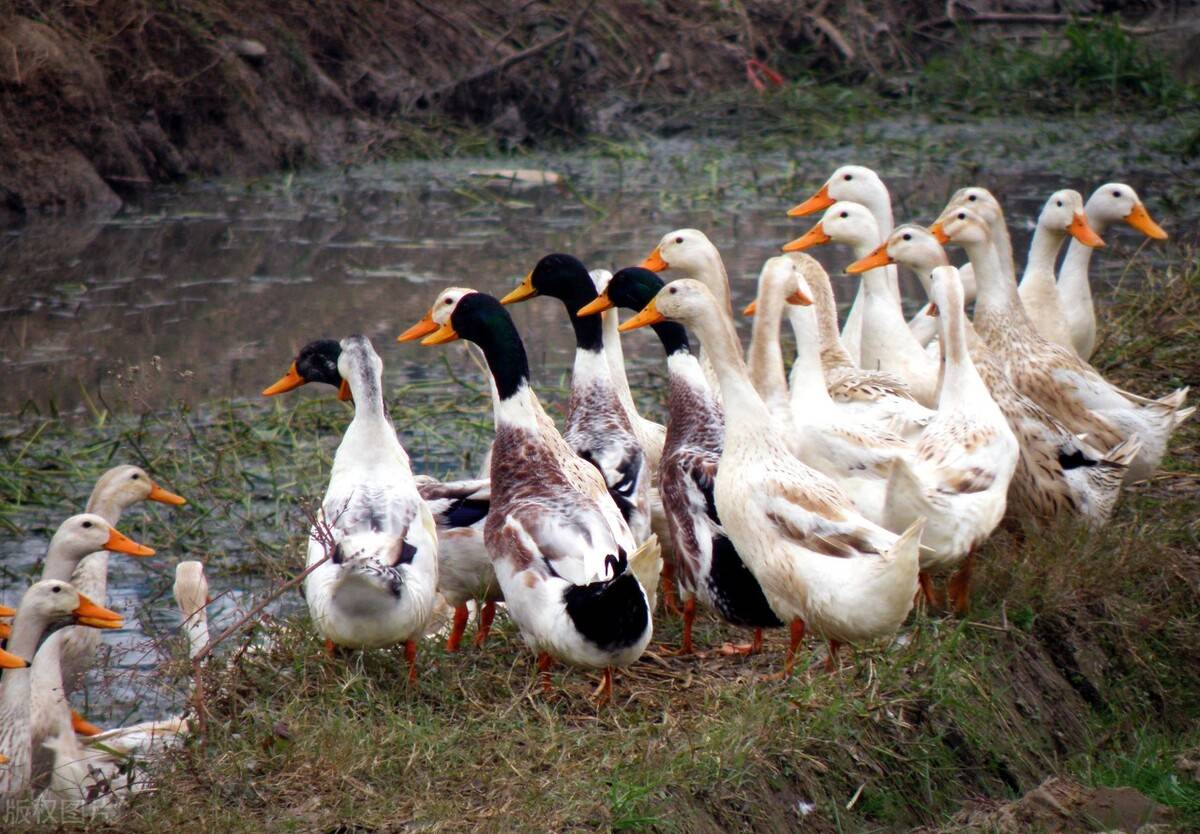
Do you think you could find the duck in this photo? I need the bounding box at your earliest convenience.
[1057,183,1169,359]
[745,254,915,527]
[1,579,124,798]
[500,254,655,546]
[785,201,941,407]
[620,269,924,675]
[59,466,185,736]
[856,223,1137,527]
[586,268,681,613]
[934,204,1190,483]
[1016,190,1106,350]
[578,267,782,655]
[265,337,499,653]
[288,336,439,677]
[882,266,1019,612]
[786,164,902,364]
[403,290,659,703]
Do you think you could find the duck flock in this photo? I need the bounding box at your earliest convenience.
[0,166,1192,815]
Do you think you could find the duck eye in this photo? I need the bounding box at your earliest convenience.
[844,174,852,181]
[839,211,848,218]
[958,213,965,219]
[902,233,911,240]
[968,194,977,201]
[82,521,93,529]
[668,287,677,294]
[1112,190,1121,198]
[131,473,140,480]
[1055,200,1062,207]
[52,585,62,593]
[444,298,452,305]
[675,236,683,244]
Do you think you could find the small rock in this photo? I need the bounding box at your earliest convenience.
[222,37,267,64]
[652,51,673,73]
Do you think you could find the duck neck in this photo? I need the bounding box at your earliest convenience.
[786,304,834,408]
[988,208,1018,282]
[964,236,1023,321]
[1059,202,1109,306]
[806,264,855,369]
[556,287,605,353]
[937,291,989,408]
[40,532,90,585]
[472,318,537,431]
[183,609,210,660]
[680,252,733,318]
[1023,222,1068,284]
[602,308,639,424]
[85,490,125,526]
[747,282,791,411]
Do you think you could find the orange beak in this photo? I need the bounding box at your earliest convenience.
[1123,203,1167,240]
[422,323,461,345]
[71,710,104,737]
[500,273,537,305]
[104,526,155,557]
[73,594,124,629]
[640,247,669,273]
[618,299,666,333]
[847,242,894,274]
[928,223,950,244]
[0,604,15,617]
[147,482,186,506]
[742,300,757,317]
[787,183,834,217]
[782,222,830,253]
[926,303,940,317]
[577,292,615,317]
[0,623,10,640]
[1067,212,1105,248]
[398,313,439,343]
[786,288,813,306]
[337,379,352,402]
[262,363,306,397]
[0,647,27,669]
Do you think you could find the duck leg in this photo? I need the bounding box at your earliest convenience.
[679,597,696,654]
[71,710,103,737]
[446,604,470,653]
[660,561,682,616]
[404,640,418,685]
[718,627,766,656]
[947,551,975,616]
[593,668,614,706]
[782,618,806,677]
[916,572,938,610]
[324,638,336,657]
[473,601,497,648]
[537,651,555,695]
[825,640,842,673]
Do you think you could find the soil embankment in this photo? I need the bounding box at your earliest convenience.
[1,1,1192,221]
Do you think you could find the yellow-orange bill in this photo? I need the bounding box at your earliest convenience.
[782,222,830,253]
[0,753,8,764]
[500,273,537,305]
[71,710,104,737]
[422,323,461,345]
[0,604,15,617]
[0,623,10,640]
[640,247,668,273]
[0,647,28,669]
[337,379,352,402]
[926,303,940,317]
[577,293,615,317]
[72,594,124,629]
[743,300,757,317]
[104,526,155,558]
[786,288,813,306]
[1123,203,1167,240]
[928,223,949,244]
[787,184,834,217]
[262,363,306,397]
[397,314,439,343]
[1067,213,1105,248]
[618,300,666,333]
[847,242,894,274]
[147,482,186,506]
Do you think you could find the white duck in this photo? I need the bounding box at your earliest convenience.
[861,223,1137,527]
[786,164,901,364]
[406,290,659,703]
[621,272,924,675]
[934,205,1190,483]
[59,465,185,733]
[884,266,1019,612]
[746,254,914,527]
[1058,183,1169,359]
[1,579,124,798]
[785,201,940,407]
[265,336,499,653]
[1017,190,1106,350]
[579,267,783,655]
[299,336,439,678]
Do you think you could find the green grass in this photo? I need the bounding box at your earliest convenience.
[2,261,1198,833]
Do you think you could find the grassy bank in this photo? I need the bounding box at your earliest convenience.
[1,253,1198,831]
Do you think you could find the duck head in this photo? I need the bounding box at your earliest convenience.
[263,339,349,400]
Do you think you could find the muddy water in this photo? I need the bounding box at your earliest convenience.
[1,117,1195,725]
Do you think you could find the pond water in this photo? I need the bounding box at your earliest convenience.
[1,115,1196,725]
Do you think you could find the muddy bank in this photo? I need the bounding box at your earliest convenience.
[0,0,1191,220]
